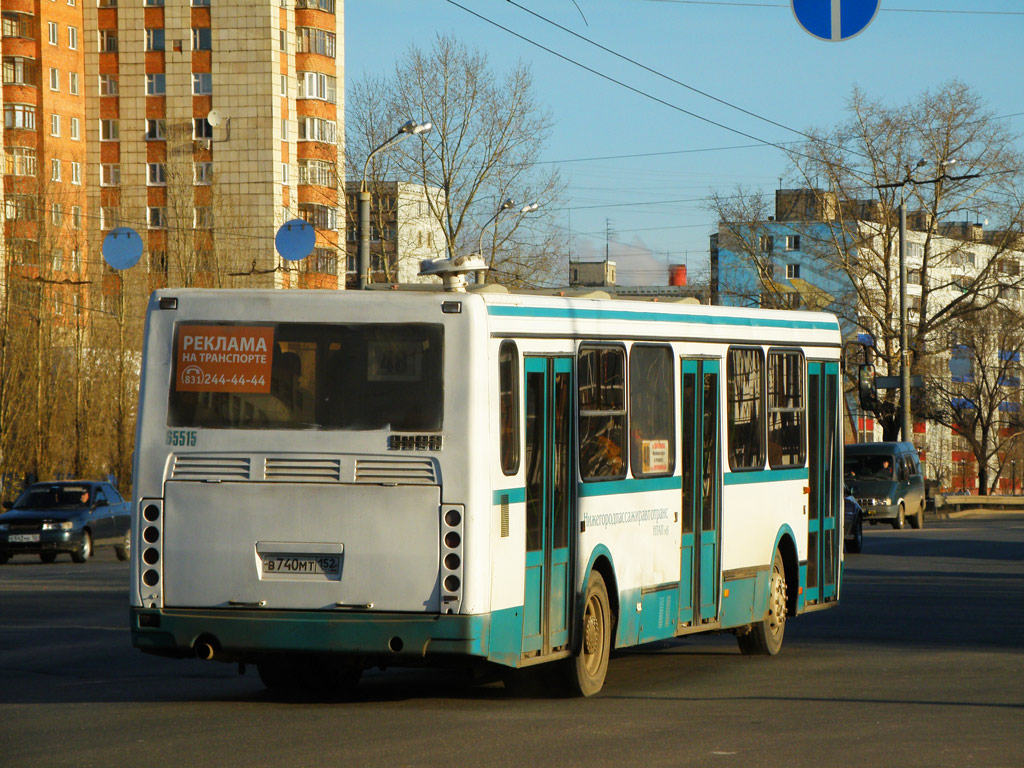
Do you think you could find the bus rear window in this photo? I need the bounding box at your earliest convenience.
[168,322,443,430]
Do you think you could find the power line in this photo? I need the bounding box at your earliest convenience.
[642,0,1024,15]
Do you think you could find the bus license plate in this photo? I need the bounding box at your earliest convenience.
[9,534,40,543]
[261,553,341,579]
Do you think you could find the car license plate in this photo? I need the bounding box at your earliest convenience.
[260,553,341,579]
[9,534,40,543]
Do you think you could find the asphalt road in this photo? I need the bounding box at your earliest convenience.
[1,515,1022,768]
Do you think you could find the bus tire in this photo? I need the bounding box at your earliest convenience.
[892,503,905,530]
[568,569,612,697]
[737,549,787,656]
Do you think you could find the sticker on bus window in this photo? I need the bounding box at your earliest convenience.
[176,325,274,393]
[642,439,670,474]
[367,341,424,382]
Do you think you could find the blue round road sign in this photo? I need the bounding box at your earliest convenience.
[275,218,315,261]
[102,227,144,270]
[792,0,879,42]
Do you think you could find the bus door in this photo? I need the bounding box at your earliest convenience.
[522,356,573,656]
[678,358,722,627]
[807,361,840,604]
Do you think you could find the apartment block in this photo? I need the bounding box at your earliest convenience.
[3,0,89,323]
[343,180,447,287]
[83,0,345,293]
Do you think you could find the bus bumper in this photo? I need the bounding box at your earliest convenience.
[130,606,497,664]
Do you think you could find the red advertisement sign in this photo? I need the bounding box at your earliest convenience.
[175,325,274,393]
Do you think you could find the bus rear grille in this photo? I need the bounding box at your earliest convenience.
[354,458,437,485]
[264,457,342,482]
[172,455,251,480]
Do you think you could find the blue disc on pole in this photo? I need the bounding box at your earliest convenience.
[792,0,879,42]
[275,219,315,261]
[102,227,144,270]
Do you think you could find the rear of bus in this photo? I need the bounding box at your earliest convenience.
[129,288,489,683]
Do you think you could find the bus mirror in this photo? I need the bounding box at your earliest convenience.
[858,364,879,412]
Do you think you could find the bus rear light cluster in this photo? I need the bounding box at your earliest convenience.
[440,504,464,614]
[138,500,163,606]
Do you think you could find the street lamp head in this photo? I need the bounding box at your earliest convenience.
[519,203,540,214]
[399,120,432,136]
[499,198,516,212]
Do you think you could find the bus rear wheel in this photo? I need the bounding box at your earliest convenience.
[568,569,612,697]
[737,549,787,656]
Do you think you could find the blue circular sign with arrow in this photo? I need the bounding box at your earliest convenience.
[792,0,880,42]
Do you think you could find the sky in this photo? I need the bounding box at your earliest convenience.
[344,1,1024,285]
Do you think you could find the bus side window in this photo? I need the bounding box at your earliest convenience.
[767,349,805,469]
[578,345,627,481]
[498,341,520,475]
[727,347,766,471]
[629,344,675,477]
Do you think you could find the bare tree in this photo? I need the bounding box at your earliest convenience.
[917,308,1024,495]
[711,81,1024,440]
[347,34,567,288]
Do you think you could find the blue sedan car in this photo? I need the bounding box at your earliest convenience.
[0,481,131,564]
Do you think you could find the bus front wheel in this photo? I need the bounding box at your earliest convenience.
[568,569,612,697]
[737,548,787,656]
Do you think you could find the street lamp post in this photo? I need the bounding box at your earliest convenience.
[1012,460,1017,496]
[474,200,540,284]
[358,120,431,289]
[960,459,967,493]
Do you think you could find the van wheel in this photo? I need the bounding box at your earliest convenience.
[909,506,924,530]
[567,569,612,697]
[737,549,787,655]
[891,503,905,530]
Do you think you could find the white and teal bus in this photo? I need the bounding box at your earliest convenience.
[130,285,843,696]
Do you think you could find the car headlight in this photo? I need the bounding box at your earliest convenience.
[0,523,8,531]
[882,498,892,506]
[42,521,74,531]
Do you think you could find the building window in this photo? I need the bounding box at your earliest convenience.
[192,0,210,6]
[297,203,338,230]
[727,347,765,470]
[785,235,800,250]
[68,26,78,49]
[578,345,627,481]
[5,195,36,220]
[100,74,118,95]
[51,204,63,227]
[146,119,166,140]
[100,119,119,141]
[192,72,212,95]
[71,161,81,185]
[72,207,82,230]
[145,28,165,52]
[145,0,164,5]
[296,0,335,12]
[51,113,61,136]
[298,117,338,144]
[629,344,675,477]
[281,118,289,140]
[70,117,79,139]
[98,0,117,6]
[296,27,337,57]
[4,103,35,129]
[299,71,337,103]
[2,13,33,38]
[2,57,37,86]
[759,234,774,253]
[304,248,338,275]
[100,163,120,186]
[193,118,212,139]
[298,159,336,186]
[498,340,520,475]
[281,163,289,184]
[786,263,800,279]
[192,27,211,50]
[100,207,119,230]
[194,207,213,228]
[49,67,60,91]
[146,73,166,95]
[147,163,166,186]
[99,30,117,52]
[69,71,78,95]
[51,248,63,271]
[5,147,37,176]
[48,21,58,46]
[194,161,213,185]
[148,207,167,229]
[51,158,62,182]
[280,74,286,97]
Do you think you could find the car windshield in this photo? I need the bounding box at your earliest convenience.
[845,455,894,481]
[14,487,90,509]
